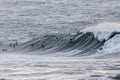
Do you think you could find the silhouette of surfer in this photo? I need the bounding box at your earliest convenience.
[9,40,18,48]
[2,49,7,51]
[13,41,18,48]
[15,41,18,46]
[9,43,12,46]
[41,44,45,48]
[13,44,16,48]
[56,37,58,40]
[69,38,73,43]
[44,35,47,38]
[31,44,34,47]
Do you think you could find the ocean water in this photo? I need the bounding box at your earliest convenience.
[0,54,120,80]
[0,0,120,41]
[0,0,120,80]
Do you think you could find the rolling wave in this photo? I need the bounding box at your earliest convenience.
[1,22,120,58]
[14,30,120,58]
[14,32,104,57]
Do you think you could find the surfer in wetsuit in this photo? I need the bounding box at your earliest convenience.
[69,37,73,43]
[44,35,47,38]
[15,41,18,46]
[2,49,7,51]
[9,41,18,48]
[41,44,45,48]
[56,37,58,40]
[31,44,34,47]
[13,41,18,48]
[13,44,16,48]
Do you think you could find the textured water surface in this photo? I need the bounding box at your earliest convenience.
[0,54,119,80]
[0,0,120,80]
[0,0,120,40]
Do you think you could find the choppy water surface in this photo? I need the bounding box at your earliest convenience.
[0,0,120,80]
[0,0,120,40]
[0,54,119,80]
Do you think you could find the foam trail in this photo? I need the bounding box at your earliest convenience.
[97,34,120,56]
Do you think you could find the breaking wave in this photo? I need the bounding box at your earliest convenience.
[15,33,120,57]
[1,22,120,58]
[16,32,103,57]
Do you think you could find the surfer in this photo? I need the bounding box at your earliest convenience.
[41,44,45,48]
[69,38,73,43]
[15,41,18,45]
[31,44,34,47]
[56,37,58,40]
[13,44,16,48]
[9,43,12,46]
[9,41,18,48]
[44,35,47,38]
[2,49,7,51]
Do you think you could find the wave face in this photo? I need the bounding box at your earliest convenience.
[0,30,120,58]
[0,22,120,58]
[15,32,104,57]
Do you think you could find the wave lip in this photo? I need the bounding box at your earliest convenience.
[1,22,120,58]
[81,22,120,41]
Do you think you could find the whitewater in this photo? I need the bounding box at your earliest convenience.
[0,0,120,80]
[1,22,120,58]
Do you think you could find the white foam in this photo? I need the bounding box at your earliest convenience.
[81,22,120,41]
[96,34,120,56]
